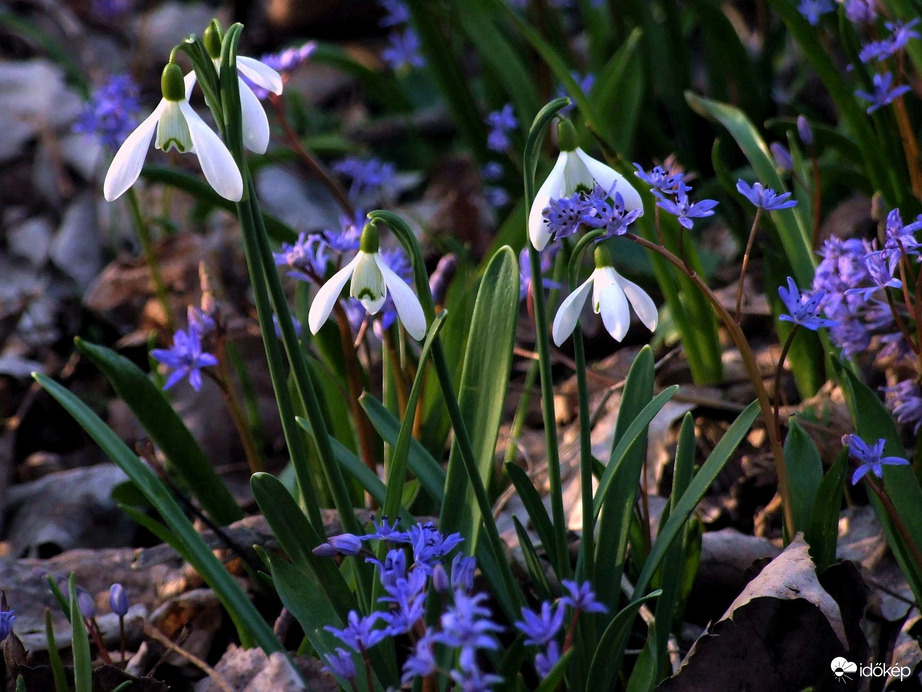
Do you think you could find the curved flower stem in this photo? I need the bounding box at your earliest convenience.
[126,188,175,332]
[773,324,799,435]
[269,94,355,218]
[735,207,763,324]
[626,233,796,538]
[865,474,922,576]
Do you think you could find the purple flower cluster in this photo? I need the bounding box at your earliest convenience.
[514,580,606,676]
[812,208,922,432]
[485,104,518,152]
[316,519,503,690]
[541,182,642,244]
[379,1,424,71]
[73,74,142,150]
[333,156,398,206]
[845,12,918,115]
[150,321,219,392]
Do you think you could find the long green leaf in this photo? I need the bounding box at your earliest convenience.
[33,373,281,654]
[784,418,823,537]
[76,338,242,526]
[250,473,357,621]
[585,591,662,692]
[69,575,92,692]
[807,448,847,572]
[593,347,657,608]
[439,247,519,550]
[634,400,760,598]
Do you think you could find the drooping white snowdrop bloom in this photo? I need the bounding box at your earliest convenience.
[103,62,242,202]
[552,246,657,345]
[308,223,427,340]
[202,22,282,154]
[528,120,642,250]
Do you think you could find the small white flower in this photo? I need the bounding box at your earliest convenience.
[552,259,657,345]
[308,229,427,340]
[529,123,643,250]
[103,65,242,202]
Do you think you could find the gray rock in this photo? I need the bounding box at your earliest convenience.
[3,464,134,558]
[8,217,53,268]
[254,167,340,232]
[51,193,103,291]
[0,60,83,163]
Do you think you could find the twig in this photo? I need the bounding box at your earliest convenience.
[143,623,234,692]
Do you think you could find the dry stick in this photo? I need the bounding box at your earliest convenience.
[143,622,234,692]
[735,207,763,324]
[626,233,796,537]
[269,94,355,218]
[210,345,265,474]
[864,475,922,578]
[892,79,922,198]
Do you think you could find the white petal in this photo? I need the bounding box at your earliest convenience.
[551,275,594,346]
[179,101,243,201]
[376,255,427,340]
[528,152,568,250]
[574,148,644,213]
[350,253,387,314]
[103,103,164,201]
[308,255,360,334]
[237,56,283,95]
[594,267,630,341]
[238,77,270,154]
[617,274,658,333]
[184,71,197,100]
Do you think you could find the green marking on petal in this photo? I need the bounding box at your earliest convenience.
[155,102,192,153]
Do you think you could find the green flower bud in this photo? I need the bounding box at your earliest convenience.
[359,223,380,253]
[557,118,579,152]
[161,62,186,102]
[594,245,614,268]
[203,20,223,60]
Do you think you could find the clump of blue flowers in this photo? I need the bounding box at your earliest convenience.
[314,518,606,690]
[813,207,922,433]
[73,74,142,150]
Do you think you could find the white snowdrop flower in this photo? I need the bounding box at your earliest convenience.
[529,120,642,250]
[103,62,242,202]
[552,246,657,345]
[308,223,427,341]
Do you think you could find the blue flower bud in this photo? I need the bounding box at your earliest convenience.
[0,610,15,643]
[109,583,129,617]
[797,115,813,146]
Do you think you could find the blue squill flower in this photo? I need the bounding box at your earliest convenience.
[382,29,425,70]
[654,181,718,230]
[73,74,141,150]
[855,72,911,114]
[109,584,129,617]
[844,434,909,484]
[514,601,565,646]
[778,277,838,331]
[736,179,798,211]
[150,324,219,391]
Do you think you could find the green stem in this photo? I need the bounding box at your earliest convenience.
[773,324,798,441]
[126,188,175,332]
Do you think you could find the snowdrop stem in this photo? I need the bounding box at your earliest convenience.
[125,187,175,331]
[523,97,573,580]
[627,232,796,538]
[735,207,763,324]
[565,232,604,588]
